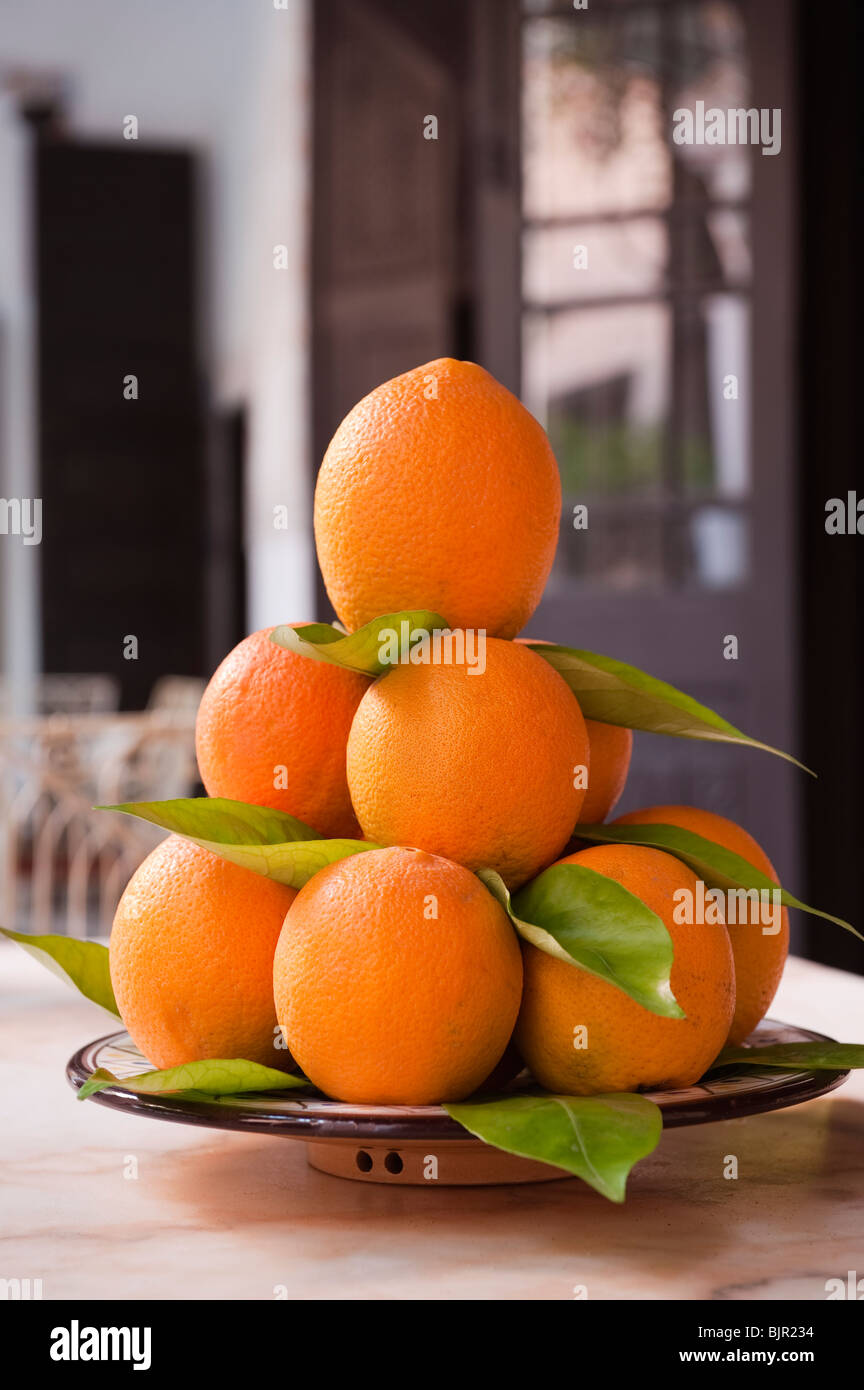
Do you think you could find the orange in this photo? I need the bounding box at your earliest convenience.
[346,637,589,887]
[195,626,369,838]
[515,844,735,1094]
[273,847,523,1104]
[613,804,789,1045]
[579,720,633,824]
[515,640,633,824]
[110,836,297,1070]
[313,358,561,637]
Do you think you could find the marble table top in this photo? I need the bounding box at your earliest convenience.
[2,943,862,1301]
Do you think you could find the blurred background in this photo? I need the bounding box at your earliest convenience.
[0,0,860,969]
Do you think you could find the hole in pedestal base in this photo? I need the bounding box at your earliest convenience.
[355,1149,373,1172]
[384,1151,404,1175]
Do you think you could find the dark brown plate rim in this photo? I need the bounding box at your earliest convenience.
[65,1020,849,1142]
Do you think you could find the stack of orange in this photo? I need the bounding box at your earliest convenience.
[109,358,788,1106]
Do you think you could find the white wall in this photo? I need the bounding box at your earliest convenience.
[242,2,314,630]
[0,90,39,707]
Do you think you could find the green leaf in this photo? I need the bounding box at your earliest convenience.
[270,611,450,677]
[524,643,813,774]
[480,865,683,1019]
[77,1058,310,1101]
[445,1091,662,1202]
[711,1042,864,1072]
[98,797,376,888]
[0,927,120,1018]
[576,821,861,940]
[99,795,322,843]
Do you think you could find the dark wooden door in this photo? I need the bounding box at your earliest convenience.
[35,140,207,708]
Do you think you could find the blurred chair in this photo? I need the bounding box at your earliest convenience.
[0,678,203,938]
[146,675,206,713]
[36,673,120,715]
[0,673,120,717]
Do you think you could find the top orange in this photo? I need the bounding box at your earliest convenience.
[314,358,561,637]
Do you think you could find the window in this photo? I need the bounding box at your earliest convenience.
[521,0,752,594]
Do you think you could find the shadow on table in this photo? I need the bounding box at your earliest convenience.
[148,1093,864,1297]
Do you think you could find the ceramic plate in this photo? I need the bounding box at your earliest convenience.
[67,1018,848,1142]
